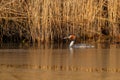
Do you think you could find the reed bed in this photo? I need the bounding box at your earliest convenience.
[0,0,119,43]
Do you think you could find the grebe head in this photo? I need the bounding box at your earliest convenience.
[64,34,76,47]
[64,34,76,41]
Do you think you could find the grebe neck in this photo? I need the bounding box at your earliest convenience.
[69,40,75,47]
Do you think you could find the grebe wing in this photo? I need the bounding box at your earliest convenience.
[73,44,94,48]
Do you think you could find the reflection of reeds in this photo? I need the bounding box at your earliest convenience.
[0,0,119,43]
[0,64,120,73]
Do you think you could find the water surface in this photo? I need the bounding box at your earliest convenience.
[0,43,120,80]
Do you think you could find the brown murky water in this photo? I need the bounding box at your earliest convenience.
[0,43,120,80]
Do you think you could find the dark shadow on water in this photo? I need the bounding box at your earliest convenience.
[1,42,120,49]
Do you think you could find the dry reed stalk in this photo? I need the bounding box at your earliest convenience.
[0,0,119,43]
[108,0,118,38]
[28,0,41,43]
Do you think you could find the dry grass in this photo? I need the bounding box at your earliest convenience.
[0,0,120,43]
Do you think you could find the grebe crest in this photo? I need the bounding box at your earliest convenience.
[68,34,76,41]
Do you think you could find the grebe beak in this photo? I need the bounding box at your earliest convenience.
[63,37,69,39]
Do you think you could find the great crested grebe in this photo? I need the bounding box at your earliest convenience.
[64,34,94,48]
